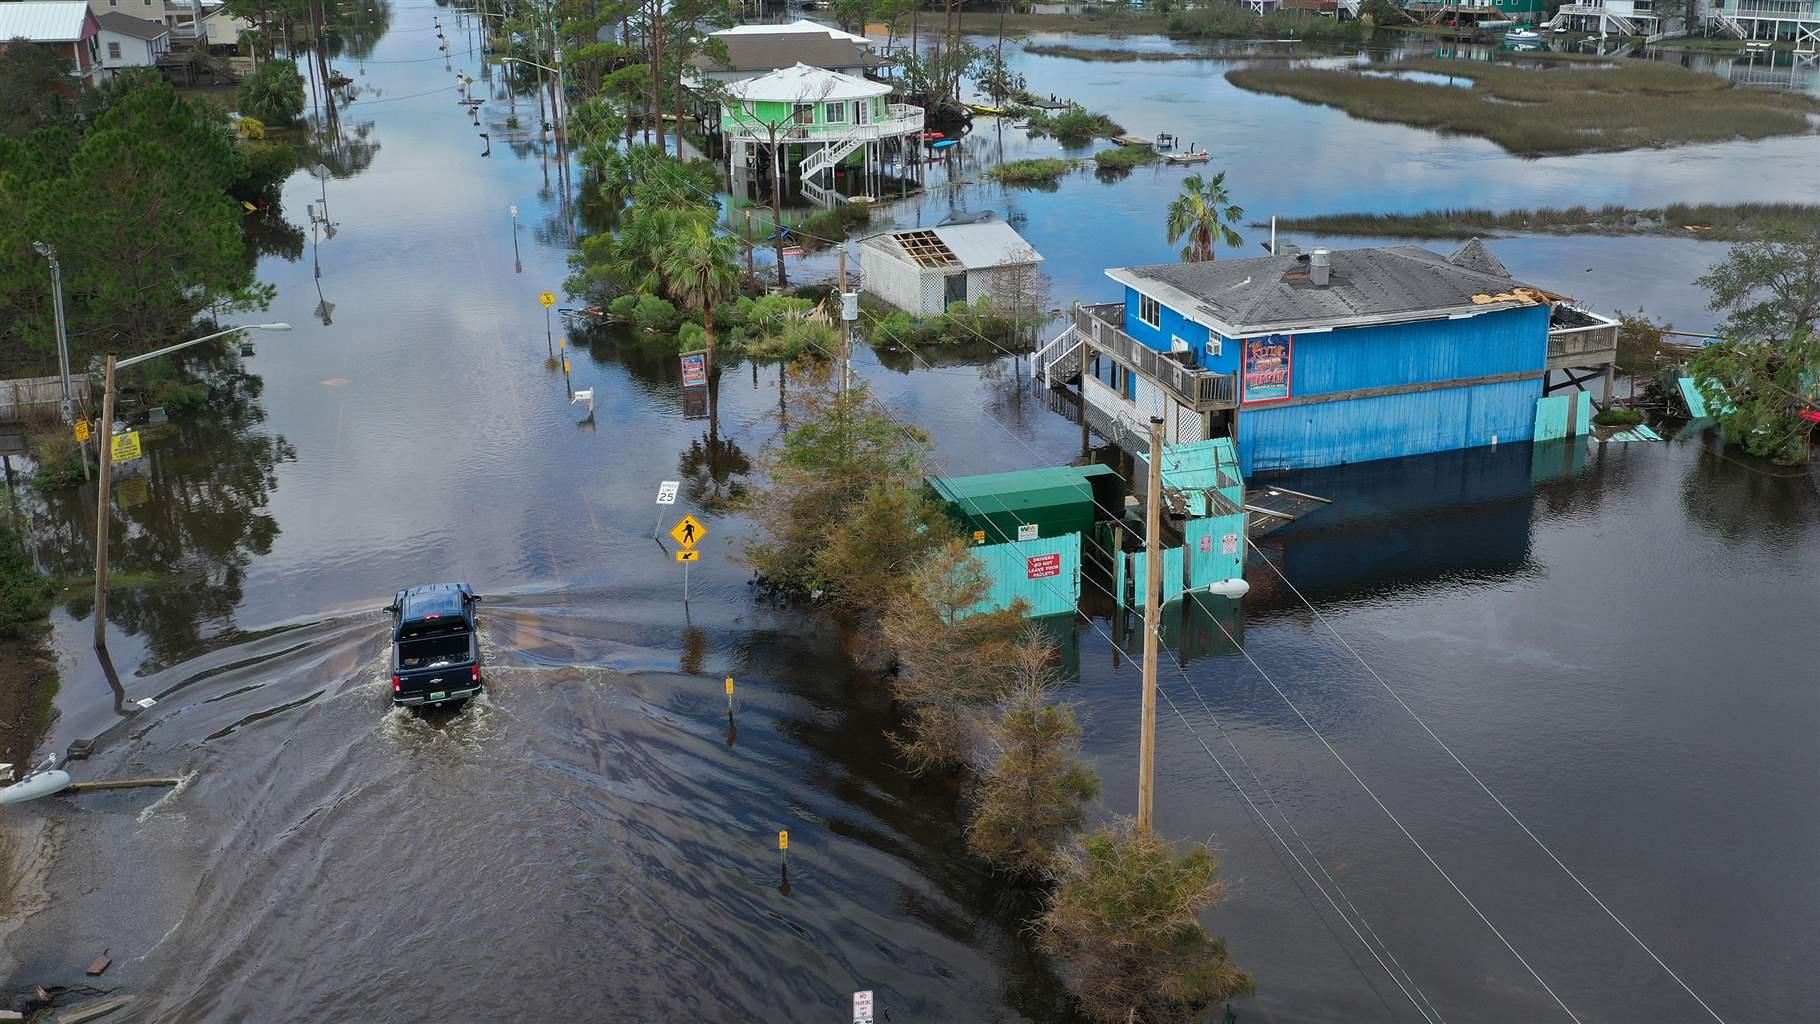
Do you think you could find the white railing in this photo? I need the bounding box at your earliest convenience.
[722,103,923,145]
[1030,325,1083,390]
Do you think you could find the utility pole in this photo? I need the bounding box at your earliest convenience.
[837,244,850,396]
[1138,415,1163,834]
[33,241,88,478]
[744,208,755,278]
[92,355,117,650]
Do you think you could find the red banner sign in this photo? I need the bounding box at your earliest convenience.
[1027,553,1062,579]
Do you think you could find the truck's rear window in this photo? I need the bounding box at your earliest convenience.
[399,618,468,641]
[399,634,470,669]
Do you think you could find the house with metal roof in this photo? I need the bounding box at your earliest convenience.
[717,62,922,206]
[0,2,103,84]
[1031,241,1618,473]
[859,218,1043,317]
[691,21,883,85]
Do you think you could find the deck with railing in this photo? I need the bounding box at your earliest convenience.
[721,103,924,145]
[1074,304,1238,411]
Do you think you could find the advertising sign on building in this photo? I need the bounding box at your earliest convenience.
[1241,335,1293,405]
[1026,553,1061,579]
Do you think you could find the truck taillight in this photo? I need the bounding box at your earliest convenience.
[392,675,401,693]
[471,664,481,684]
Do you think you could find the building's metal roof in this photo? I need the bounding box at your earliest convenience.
[96,12,169,39]
[931,221,1041,271]
[722,62,890,102]
[1106,243,1541,337]
[0,1,94,42]
[714,19,871,45]
[695,33,883,74]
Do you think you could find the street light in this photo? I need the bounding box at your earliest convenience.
[500,56,564,141]
[91,322,292,651]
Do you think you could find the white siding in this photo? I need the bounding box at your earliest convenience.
[859,247,942,317]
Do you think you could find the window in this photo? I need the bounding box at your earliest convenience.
[793,103,813,125]
[1137,293,1161,328]
[108,41,122,58]
[825,101,845,123]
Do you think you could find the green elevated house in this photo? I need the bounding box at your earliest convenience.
[719,63,924,204]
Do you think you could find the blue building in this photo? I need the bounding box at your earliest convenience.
[1031,241,1619,474]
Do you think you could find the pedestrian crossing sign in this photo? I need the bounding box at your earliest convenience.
[670,514,707,549]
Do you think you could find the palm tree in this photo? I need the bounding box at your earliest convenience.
[1165,171,1245,263]
[659,221,744,372]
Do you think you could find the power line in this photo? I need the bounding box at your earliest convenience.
[1248,549,1731,1024]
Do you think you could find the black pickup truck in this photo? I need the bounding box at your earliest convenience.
[386,583,483,708]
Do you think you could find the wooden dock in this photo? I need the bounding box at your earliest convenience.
[1111,135,1152,147]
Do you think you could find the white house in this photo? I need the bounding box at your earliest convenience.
[95,11,169,70]
[859,218,1044,317]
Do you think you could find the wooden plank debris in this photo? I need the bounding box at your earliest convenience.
[57,996,133,1024]
[65,778,183,793]
[86,954,111,976]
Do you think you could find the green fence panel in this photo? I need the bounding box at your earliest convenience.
[965,532,1082,619]
[1130,546,1186,609]
[1185,514,1247,589]
[1533,394,1570,442]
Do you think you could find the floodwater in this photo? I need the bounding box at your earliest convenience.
[5,9,1820,1022]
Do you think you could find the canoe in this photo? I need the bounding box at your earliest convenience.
[967,103,1006,116]
[0,769,72,805]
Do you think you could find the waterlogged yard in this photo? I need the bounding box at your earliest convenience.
[1227,57,1820,155]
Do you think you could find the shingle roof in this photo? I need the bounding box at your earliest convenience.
[1448,237,1512,278]
[0,1,93,43]
[694,32,883,73]
[96,12,168,39]
[1107,244,1540,336]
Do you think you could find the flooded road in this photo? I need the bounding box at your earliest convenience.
[7,9,1820,1022]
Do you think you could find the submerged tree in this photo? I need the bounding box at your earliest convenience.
[1165,171,1245,263]
[967,630,1099,875]
[881,539,1030,771]
[237,58,306,126]
[1695,223,1820,346]
[658,220,742,369]
[1042,822,1255,1024]
[1690,331,1819,465]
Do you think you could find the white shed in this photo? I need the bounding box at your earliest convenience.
[859,219,1043,318]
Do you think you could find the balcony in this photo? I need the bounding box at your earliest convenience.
[1546,306,1620,370]
[722,103,924,145]
[1075,303,1238,411]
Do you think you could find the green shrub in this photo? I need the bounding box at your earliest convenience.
[634,294,679,333]
[0,525,56,638]
[28,433,84,494]
[150,379,210,415]
[237,58,305,126]
[988,157,1078,187]
[678,321,707,351]
[608,293,639,320]
[1593,407,1645,426]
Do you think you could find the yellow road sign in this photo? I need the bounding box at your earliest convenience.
[73,419,90,443]
[562,359,571,374]
[778,830,789,851]
[110,431,142,463]
[538,290,557,308]
[670,514,707,549]
[675,549,700,562]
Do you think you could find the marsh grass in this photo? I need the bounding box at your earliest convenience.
[1092,146,1162,170]
[1271,202,1820,241]
[988,157,1081,187]
[1226,58,1820,155]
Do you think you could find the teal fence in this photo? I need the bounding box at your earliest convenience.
[1130,546,1186,609]
[965,532,1082,619]
[1533,392,1594,442]
[1184,514,1247,588]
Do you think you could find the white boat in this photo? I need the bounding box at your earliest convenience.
[1506,28,1541,41]
[0,769,72,805]
[1164,150,1211,164]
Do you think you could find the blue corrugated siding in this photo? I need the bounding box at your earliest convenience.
[1121,287,1239,374]
[965,532,1081,618]
[1289,306,1550,395]
[1242,378,1542,473]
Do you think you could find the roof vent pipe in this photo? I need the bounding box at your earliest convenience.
[1310,248,1331,287]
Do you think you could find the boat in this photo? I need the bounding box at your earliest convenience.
[1552,24,1569,32]
[1164,149,1210,164]
[911,131,945,140]
[1506,27,1541,41]
[966,103,1006,116]
[931,138,958,150]
[0,768,72,805]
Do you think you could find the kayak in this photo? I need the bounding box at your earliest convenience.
[931,139,958,150]
[911,131,945,140]
[0,769,72,805]
[967,103,1005,116]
